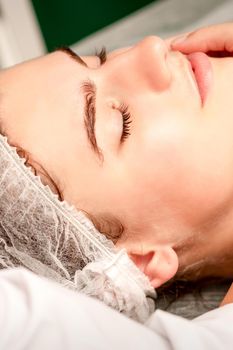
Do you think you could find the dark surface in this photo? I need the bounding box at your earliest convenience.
[156,278,231,319]
[31,0,157,52]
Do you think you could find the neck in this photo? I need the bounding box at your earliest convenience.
[175,201,233,280]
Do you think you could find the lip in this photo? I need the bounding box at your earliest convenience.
[186,52,213,106]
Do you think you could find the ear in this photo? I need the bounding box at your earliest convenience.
[129,246,179,288]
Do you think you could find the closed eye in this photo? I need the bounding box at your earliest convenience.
[118,103,132,143]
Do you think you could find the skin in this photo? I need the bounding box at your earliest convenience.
[220,282,233,307]
[1,32,233,288]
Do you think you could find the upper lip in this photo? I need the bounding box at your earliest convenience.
[169,51,201,105]
[168,51,212,107]
[185,52,213,107]
[185,55,201,103]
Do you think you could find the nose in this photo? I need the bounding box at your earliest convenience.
[107,36,172,92]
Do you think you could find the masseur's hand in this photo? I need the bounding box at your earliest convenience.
[220,282,233,307]
[171,22,233,56]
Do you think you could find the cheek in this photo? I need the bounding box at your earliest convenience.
[133,112,194,186]
[115,116,191,225]
[124,112,232,229]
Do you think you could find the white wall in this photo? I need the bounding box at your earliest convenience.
[0,0,46,68]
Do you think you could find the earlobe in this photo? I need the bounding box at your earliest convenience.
[129,246,178,288]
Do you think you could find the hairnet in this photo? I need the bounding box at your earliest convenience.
[0,134,156,322]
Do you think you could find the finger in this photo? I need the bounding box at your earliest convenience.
[164,31,192,49]
[171,22,233,54]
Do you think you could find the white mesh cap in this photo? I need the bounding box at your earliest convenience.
[0,134,156,323]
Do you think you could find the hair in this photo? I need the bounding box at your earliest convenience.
[83,210,124,243]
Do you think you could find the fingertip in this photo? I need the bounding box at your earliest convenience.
[171,35,188,48]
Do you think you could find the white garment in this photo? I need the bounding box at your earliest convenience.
[0,267,232,350]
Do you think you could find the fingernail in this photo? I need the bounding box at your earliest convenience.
[171,35,188,46]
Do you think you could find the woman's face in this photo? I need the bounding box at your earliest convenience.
[1,36,233,286]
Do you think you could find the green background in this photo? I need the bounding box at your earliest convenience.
[31,0,156,52]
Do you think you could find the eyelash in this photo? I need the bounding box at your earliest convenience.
[96,47,132,142]
[119,103,132,143]
[95,46,107,65]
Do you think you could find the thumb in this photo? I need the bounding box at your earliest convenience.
[171,22,233,54]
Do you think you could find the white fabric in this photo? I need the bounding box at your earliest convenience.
[0,267,232,350]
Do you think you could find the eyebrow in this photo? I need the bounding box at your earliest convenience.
[56,47,104,164]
